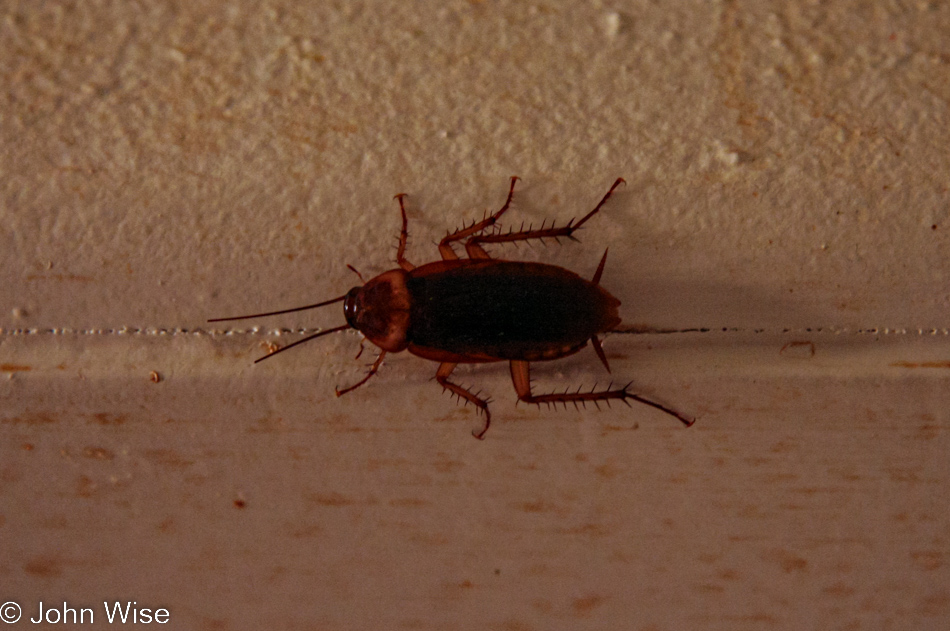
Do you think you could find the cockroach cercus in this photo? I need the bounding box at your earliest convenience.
[209,177,694,439]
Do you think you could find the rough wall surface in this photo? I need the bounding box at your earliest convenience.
[2,1,948,629]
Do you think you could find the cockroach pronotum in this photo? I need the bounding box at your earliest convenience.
[209,177,693,438]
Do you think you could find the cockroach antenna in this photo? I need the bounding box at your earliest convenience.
[207,294,348,322]
[207,294,350,363]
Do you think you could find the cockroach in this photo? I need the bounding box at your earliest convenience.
[209,177,693,438]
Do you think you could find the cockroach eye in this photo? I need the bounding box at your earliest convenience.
[343,287,361,329]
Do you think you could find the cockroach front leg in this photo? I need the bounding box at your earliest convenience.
[466,178,625,257]
[435,362,493,439]
[336,351,387,397]
[509,360,693,427]
[393,194,416,271]
[439,176,519,261]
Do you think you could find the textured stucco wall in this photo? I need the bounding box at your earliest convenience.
[2,1,949,629]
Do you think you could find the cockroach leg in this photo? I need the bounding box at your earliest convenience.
[346,264,365,283]
[509,360,693,427]
[393,194,417,272]
[619,382,695,427]
[591,336,611,373]
[438,236,461,261]
[336,351,387,397]
[435,362,492,439]
[439,176,519,261]
[467,178,625,252]
[464,239,492,260]
[572,177,626,229]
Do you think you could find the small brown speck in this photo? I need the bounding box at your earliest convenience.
[82,446,114,460]
[91,413,127,425]
[149,371,162,383]
[822,582,854,596]
[572,594,604,614]
[780,340,816,358]
[891,361,950,369]
[766,549,809,573]
[234,499,246,509]
[24,556,62,578]
[21,443,34,451]
[1,364,31,373]
[307,492,354,506]
[911,550,943,571]
[76,475,96,498]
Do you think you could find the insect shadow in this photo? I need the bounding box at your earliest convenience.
[210,177,693,438]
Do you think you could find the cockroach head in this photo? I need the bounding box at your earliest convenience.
[342,269,411,352]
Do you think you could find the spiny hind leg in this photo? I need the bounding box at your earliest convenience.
[440,176,519,261]
[508,359,693,426]
[435,362,493,439]
[466,178,625,255]
[509,359,628,409]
